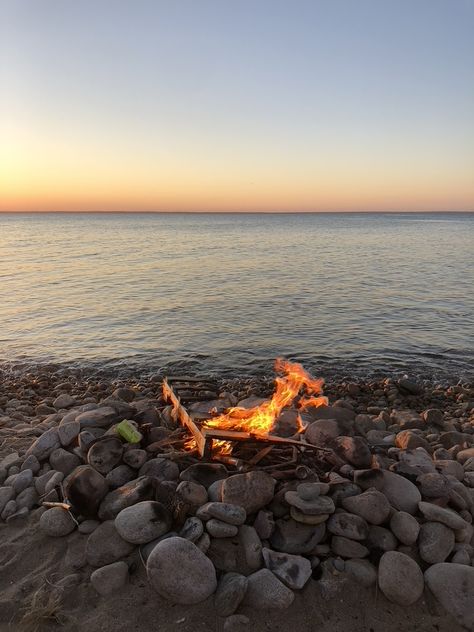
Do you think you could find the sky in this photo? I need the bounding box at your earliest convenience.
[0,0,473,212]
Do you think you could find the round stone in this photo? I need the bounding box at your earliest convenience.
[40,507,76,537]
[147,536,217,604]
[418,522,455,564]
[378,551,424,605]
[296,482,320,501]
[284,491,335,515]
[115,501,172,544]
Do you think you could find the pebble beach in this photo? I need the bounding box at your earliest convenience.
[1,365,473,631]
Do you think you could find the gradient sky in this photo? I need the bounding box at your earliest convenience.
[1,0,473,212]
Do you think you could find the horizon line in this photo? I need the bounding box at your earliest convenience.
[1,209,474,215]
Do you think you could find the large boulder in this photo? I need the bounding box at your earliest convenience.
[147,537,217,604]
[425,563,474,630]
[64,465,108,518]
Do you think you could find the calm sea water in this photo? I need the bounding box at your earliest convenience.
[0,212,473,381]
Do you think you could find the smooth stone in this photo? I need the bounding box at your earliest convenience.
[307,406,355,423]
[35,470,58,496]
[105,465,136,489]
[58,420,80,447]
[139,532,177,561]
[331,536,369,558]
[378,551,424,605]
[214,573,248,616]
[78,430,96,453]
[422,409,444,427]
[176,480,208,508]
[44,471,64,495]
[418,501,468,530]
[253,510,275,539]
[305,419,350,446]
[327,512,369,541]
[179,516,204,542]
[344,559,377,587]
[353,468,385,490]
[1,500,17,521]
[0,485,15,514]
[296,482,320,501]
[40,507,76,536]
[419,521,455,564]
[53,393,76,409]
[147,537,217,604]
[180,463,228,488]
[398,448,436,474]
[417,472,450,498]
[366,525,398,552]
[11,469,33,494]
[262,547,312,590]
[139,458,179,481]
[86,520,135,566]
[76,407,118,428]
[98,476,155,520]
[389,511,420,545]
[243,569,294,609]
[207,519,239,538]
[238,525,263,572]
[341,489,390,525]
[20,455,40,474]
[122,449,147,469]
[90,561,128,596]
[270,518,325,555]
[78,519,100,534]
[395,430,430,451]
[115,500,172,544]
[87,437,123,474]
[284,491,335,516]
[197,501,246,525]
[380,470,421,514]
[49,448,81,476]
[64,465,108,518]
[425,563,474,630]
[15,486,39,510]
[221,471,276,514]
[26,428,60,461]
[333,436,372,468]
[290,507,329,525]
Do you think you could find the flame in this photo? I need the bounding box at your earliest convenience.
[204,358,327,437]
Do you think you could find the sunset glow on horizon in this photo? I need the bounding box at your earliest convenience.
[1,0,473,213]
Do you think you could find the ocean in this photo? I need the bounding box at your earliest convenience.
[0,212,472,381]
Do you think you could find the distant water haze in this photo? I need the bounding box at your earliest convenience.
[0,212,472,380]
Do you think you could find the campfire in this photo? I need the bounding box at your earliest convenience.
[161,359,338,476]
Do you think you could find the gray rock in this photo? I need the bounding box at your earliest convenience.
[284,491,335,516]
[65,465,108,518]
[296,482,320,501]
[105,465,136,489]
[207,519,239,538]
[270,518,325,554]
[115,500,171,544]
[179,516,204,542]
[262,547,312,589]
[238,525,263,572]
[419,522,455,564]
[380,470,421,514]
[221,471,276,514]
[139,458,179,481]
[344,559,377,587]
[397,378,423,395]
[98,476,155,520]
[1,500,17,521]
[425,563,474,630]
[341,489,390,525]
[353,468,385,490]
[179,463,228,488]
[333,436,372,468]
[58,420,80,447]
[207,479,225,502]
[418,501,468,530]
[35,470,58,496]
[197,502,246,525]
[331,536,369,558]
[90,561,128,596]
[417,472,450,498]
[78,519,100,534]
[253,510,275,540]
[305,419,349,446]
[26,428,60,461]
[21,455,40,474]
[1,452,22,470]
[215,573,248,616]
[176,480,208,508]
[389,511,420,545]
[366,525,398,551]
[53,393,76,409]
[50,448,81,476]
[327,512,369,541]
[11,469,33,494]
[422,409,444,427]
[87,437,123,474]
[243,569,294,609]
[44,471,65,496]
[76,407,118,428]
[15,486,39,510]
[147,537,217,604]
[378,551,424,605]
[307,406,355,423]
[122,449,147,469]
[78,430,96,452]
[86,520,135,566]
[40,507,76,536]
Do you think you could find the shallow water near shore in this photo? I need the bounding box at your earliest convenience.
[0,212,473,381]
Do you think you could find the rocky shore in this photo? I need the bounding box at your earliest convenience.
[0,367,473,631]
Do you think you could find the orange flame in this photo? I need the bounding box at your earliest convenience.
[204,358,327,437]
